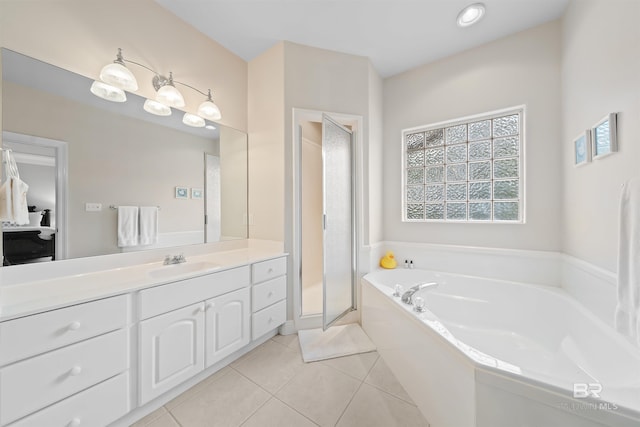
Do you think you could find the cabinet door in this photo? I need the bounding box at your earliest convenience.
[139,303,205,405]
[205,287,250,367]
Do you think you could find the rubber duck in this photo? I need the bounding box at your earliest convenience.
[380,251,398,269]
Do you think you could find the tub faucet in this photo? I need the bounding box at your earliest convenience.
[401,282,438,305]
[164,253,186,265]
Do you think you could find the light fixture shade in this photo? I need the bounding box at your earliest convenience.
[183,113,205,128]
[457,3,485,27]
[143,99,172,116]
[197,100,222,121]
[90,80,126,102]
[100,62,139,92]
[157,84,185,108]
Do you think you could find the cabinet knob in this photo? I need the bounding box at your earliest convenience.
[268,317,273,323]
[267,291,273,298]
[69,366,82,376]
[205,302,214,310]
[267,268,274,274]
[197,306,206,313]
[68,418,81,427]
[68,321,81,331]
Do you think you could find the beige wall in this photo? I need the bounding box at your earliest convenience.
[283,41,372,250]
[0,0,247,132]
[5,81,214,258]
[220,127,248,240]
[367,63,384,246]
[383,21,563,252]
[561,0,640,272]
[247,42,285,241]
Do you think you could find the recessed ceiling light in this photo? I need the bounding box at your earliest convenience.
[457,3,486,27]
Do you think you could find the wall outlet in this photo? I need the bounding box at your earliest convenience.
[85,202,102,212]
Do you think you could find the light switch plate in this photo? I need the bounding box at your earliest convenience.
[85,202,102,212]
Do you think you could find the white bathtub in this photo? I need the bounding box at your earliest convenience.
[362,268,640,427]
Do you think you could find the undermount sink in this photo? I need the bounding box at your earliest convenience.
[147,261,220,279]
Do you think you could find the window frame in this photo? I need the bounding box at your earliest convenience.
[401,105,526,224]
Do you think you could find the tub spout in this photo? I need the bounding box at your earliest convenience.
[401,282,438,305]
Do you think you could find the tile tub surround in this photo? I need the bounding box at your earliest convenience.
[130,334,429,427]
[0,239,284,321]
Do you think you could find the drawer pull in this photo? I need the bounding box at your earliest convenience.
[268,268,274,274]
[69,366,83,376]
[268,317,273,323]
[68,321,82,331]
[267,291,273,298]
[68,418,81,427]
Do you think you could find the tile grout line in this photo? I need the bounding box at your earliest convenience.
[164,405,183,427]
[333,376,367,427]
[272,395,322,427]
[231,361,320,427]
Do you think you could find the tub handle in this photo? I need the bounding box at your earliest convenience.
[401,282,438,305]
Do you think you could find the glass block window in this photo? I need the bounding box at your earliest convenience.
[403,107,524,222]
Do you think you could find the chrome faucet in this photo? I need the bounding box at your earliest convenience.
[401,282,438,305]
[163,253,186,265]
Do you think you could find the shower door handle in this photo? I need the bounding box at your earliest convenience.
[323,214,327,230]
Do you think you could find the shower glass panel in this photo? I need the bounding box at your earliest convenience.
[322,114,354,330]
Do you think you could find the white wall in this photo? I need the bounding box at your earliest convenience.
[561,0,640,272]
[383,21,563,252]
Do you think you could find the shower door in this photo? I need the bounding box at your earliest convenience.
[322,114,355,330]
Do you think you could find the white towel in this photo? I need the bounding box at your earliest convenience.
[117,206,139,247]
[615,178,640,344]
[139,206,159,246]
[0,177,29,225]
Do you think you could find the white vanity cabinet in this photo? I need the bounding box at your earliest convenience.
[251,257,287,340]
[139,303,205,404]
[0,295,131,427]
[205,287,250,367]
[138,266,251,404]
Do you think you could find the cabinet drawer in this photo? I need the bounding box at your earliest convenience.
[0,329,128,426]
[0,295,129,366]
[139,266,250,320]
[252,257,287,284]
[252,299,287,340]
[252,276,287,312]
[9,373,130,427]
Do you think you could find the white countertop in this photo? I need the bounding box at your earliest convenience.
[0,243,287,322]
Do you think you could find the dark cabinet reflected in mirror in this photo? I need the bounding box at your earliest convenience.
[1,48,248,266]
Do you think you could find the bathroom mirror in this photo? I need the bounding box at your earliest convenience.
[1,48,248,265]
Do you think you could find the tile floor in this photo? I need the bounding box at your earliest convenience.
[131,333,430,427]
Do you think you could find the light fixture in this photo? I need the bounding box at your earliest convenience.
[197,89,222,121]
[143,99,172,116]
[90,81,126,102]
[182,113,205,128]
[205,124,217,130]
[91,48,223,126]
[99,48,139,91]
[457,3,485,27]
[154,72,186,108]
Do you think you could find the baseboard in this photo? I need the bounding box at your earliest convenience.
[278,320,297,335]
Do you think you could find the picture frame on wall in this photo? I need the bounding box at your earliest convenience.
[574,130,591,166]
[175,186,189,199]
[191,188,203,199]
[592,113,618,159]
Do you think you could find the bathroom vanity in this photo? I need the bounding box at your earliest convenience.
[0,243,287,426]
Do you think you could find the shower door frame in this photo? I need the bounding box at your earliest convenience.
[291,108,363,332]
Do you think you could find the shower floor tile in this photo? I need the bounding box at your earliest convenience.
[133,333,430,427]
